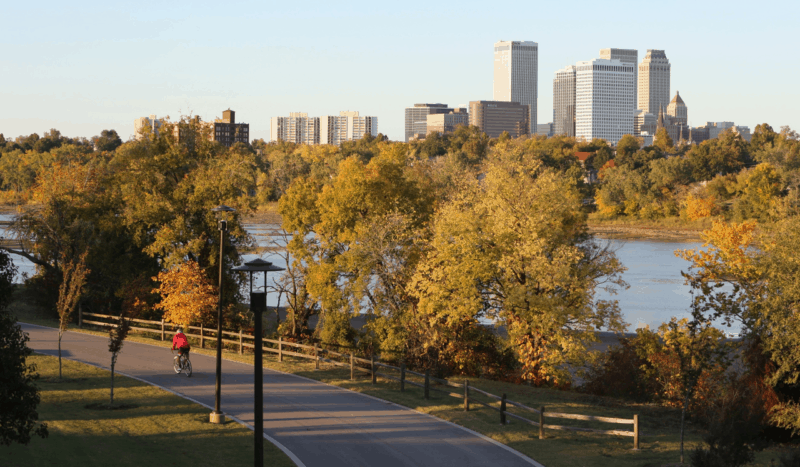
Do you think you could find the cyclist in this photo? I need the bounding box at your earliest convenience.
[172,327,190,367]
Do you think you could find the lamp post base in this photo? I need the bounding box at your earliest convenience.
[209,411,225,424]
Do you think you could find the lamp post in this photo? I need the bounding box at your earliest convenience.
[210,205,235,424]
[232,258,284,467]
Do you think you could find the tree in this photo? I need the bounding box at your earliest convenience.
[615,134,640,161]
[0,249,48,445]
[409,146,627,384]
[92,129,123,152]
[654,127,674,153]
[56,251,89,379]
[153,260,217,327]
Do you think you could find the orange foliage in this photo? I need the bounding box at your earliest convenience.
[676,219,757,282]
[684,194,718,221]
[32,162,101,205]
[152,260,217,327]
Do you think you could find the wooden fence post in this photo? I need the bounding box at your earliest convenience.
[539,406,545,439]
[350,353,355,380]
[314,346,320,370]
[500,394,507,425]
[424,370,430,400]
[400,363,406,392]
[161,319,165,341]
[278,336,283,362]
[464,380,469,412]
[371,355,376,384]
[78,304,82,328]
[633,414,639,450]
[239,330,243,355]
[200,323,204,349]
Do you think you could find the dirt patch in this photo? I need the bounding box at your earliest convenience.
[589,224,704,241]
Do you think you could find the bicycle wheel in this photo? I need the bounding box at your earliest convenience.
[173,356,182,374]
[184,358,192,377]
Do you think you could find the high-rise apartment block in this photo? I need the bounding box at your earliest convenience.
[271,112,320,145]
[426,109,469,136]
[639,50,671,115]
[405,104,456,141]
[134,115,165,139]
[493,40,538,134]
[321,111,378,145]
[575,58,636,145]
[213,109,249,147]
[469,101,529,138]
[600,48,638,108]
[553,65,577,137]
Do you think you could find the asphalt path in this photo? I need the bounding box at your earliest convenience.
[22,323,541,467]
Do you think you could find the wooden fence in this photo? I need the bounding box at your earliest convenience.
[79,310,639,449]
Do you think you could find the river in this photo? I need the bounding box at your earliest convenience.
[2,217,736,334]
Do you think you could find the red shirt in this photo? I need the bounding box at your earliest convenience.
[172,332,189,350]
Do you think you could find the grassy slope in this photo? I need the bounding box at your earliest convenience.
[2,355,295,467]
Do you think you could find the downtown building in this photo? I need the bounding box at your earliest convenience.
[426,108,469,136]
[404,104,459,141]
[600,48,638,108]
[271,112,320,145]
[575,58,636,145]
[493,40,538,134]
[553,65,577,137]
[639,50,671,115]
[469,101,529,138]
[321,111,378,145]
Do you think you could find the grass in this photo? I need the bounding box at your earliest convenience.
[12,301,794,467]
[2,354,295,467]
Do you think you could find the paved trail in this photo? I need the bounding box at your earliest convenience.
[22,324,541,467]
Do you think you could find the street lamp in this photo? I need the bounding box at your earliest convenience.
[210,204,235,424]
[232,258,284,467]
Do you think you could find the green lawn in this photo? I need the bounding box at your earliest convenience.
[2,355,295,467]
[12,301,794,467]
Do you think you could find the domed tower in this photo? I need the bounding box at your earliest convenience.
[667,91,687,126]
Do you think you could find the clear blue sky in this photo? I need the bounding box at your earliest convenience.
[2,0,797,143]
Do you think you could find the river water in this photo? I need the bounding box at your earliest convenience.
[3,216,735,334]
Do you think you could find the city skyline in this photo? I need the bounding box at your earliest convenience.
[3,0,797,143]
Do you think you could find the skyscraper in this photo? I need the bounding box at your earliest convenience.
[666,91,687,126]
[575,58,636,145]
[638,50,671,115]
[553,65,576,137]
[271,112,319,145]
[599,48,638,108]
[493,40,538,134]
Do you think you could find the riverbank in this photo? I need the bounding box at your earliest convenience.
[587,216,711,241]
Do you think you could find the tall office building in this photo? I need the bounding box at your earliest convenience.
[600,49,638,109]
[469,101,529,138]
[320,111,378,145]
[493,40,538,134]
[404,104,454,141]
[553,65,576,137]
[666,91,687,126]
[638,50,671,115]
[271,112,320,145]
[575,58,636,145]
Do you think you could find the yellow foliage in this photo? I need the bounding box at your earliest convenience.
[684,194,718,221]
[152,260,218,327]
[676,219,757,282]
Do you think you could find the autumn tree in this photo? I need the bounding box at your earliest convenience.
[654,127,674,153]
[56,251,89,379]
[410,143,627,384]
[153,260,217,327]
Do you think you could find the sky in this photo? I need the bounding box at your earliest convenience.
[2,0,798,143]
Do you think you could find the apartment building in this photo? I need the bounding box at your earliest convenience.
[271,112,320,145]
[213,109,249,147]
[320,111,378,145]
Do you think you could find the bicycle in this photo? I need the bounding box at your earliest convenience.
[172,348,192,377]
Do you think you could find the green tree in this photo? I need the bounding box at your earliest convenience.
[615,134,640,160]
[0,250,49,445]
[654,127,674,153]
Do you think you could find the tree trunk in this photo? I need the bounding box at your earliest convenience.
[110,353,116,406]
[680,390,690,464]
[58,330,63,379]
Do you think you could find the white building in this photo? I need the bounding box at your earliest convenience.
[270,112,320,145]
[134,115,165,139]
[575,58,636,145]
[600,48,638,110]
[553,65,576,137]
[493,40,538,134]
[639,50,671,115]
[320,111,378,145]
